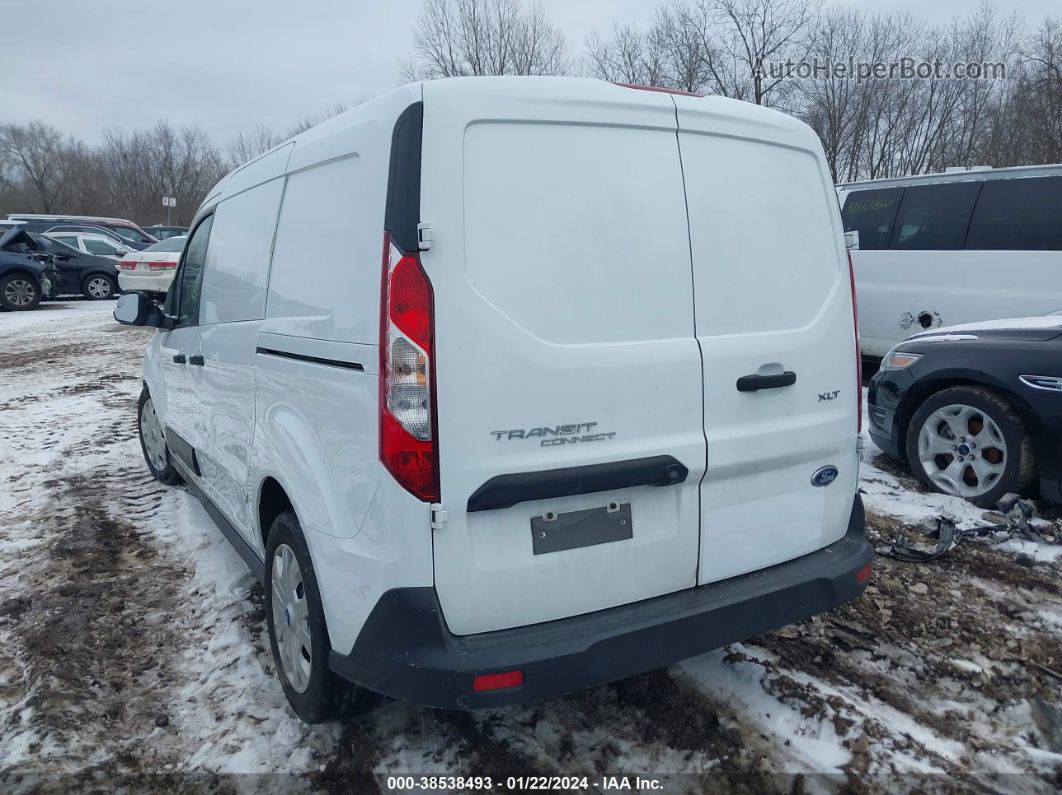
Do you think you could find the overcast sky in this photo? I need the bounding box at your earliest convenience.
[1,0,1056,146]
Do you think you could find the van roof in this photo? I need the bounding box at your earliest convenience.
[837,163,1062,191]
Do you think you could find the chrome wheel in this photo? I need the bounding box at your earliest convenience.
[86,276,112,299]
[271,544,312,693]
[917,403,1007,498]
[4,278,37,307]
[140,398,167,472]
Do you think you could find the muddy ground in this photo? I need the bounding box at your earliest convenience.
[1,302,1061,793]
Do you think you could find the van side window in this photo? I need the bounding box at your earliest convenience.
[888,181,981,251]
[199,177,284,325]
[841,188,902,250]
[174,214,214,327]
[966,176,1062,251]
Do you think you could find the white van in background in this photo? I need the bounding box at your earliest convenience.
[115,77,870,721]
[838,165,1062,358]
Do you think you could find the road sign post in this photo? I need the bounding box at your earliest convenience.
[162,196,177,226]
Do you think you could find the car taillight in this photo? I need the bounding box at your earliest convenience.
[848,252,862,432]
[148,261,177,271]
[379,232,438,501]
[118,260,138,270]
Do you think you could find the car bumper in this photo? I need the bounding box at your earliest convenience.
[117,271,174,294]
[330,494,872,710]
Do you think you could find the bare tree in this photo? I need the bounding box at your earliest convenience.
[0,122,79,212]
[403,0,570,80]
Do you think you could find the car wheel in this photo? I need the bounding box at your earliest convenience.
[265,510,379,723]
[905,385,1035,507]
[137,388,183,485]
[0,273,41,311]
[83,273,116,300]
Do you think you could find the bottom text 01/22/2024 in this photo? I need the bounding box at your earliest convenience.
[385,774,666,791]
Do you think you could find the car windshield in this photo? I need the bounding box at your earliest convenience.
[143,236,186,253]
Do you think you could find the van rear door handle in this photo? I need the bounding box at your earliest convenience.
[736,371,796,392]
[188,355,205,366]
[172,353,186,364]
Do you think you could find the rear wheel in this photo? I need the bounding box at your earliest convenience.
[905,386,1035,507]
[0,273,41,311]
[83,273,116,300]
[265,510,378,723]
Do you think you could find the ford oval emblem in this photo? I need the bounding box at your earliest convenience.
[811,465,839,487]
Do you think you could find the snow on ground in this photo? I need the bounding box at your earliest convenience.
[1,302,1061,791]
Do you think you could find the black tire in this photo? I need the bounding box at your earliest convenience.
[905,385,1036,508]
[0,272,42,311]
[264,511,379,723]
[82,272,116,300]
[136,388,183,485]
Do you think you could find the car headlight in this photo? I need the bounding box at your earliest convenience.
[880,350,922,371]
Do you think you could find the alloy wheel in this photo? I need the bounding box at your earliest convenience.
[917,403,1007,498]
[86,277,112,299]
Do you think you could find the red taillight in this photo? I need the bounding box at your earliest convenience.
[848,252,862,432]
[117,260,138,270]
[855,564,872,585]
[613,82,704,97]
[148,261,177,271]
[379,232,439,502]
[473,670,524,692]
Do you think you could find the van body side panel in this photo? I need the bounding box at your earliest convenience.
[189,177,285,540]
[422,78,705,636]
[854,250,1062,357]
[246,85,425,653]
[673,96,859,584]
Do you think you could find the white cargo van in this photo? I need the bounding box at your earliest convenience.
[838,165,1062,358]
[115,77,870,721]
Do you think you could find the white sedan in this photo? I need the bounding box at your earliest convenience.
[46,231,131,260]
[117,236,185,294]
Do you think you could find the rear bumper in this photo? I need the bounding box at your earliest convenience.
[117,271,174,294]
[330,494,872,709]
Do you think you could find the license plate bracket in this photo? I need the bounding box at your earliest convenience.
[531,502,632,555]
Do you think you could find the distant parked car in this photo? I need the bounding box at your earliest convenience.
[46,231,132,260]
[8,214,158,250]
[117,235,185,294]
[1,228,119,300]
[837,165,1062,358]
[868,317,1062,507]
[143,225,189,240]
[0,228,58,310]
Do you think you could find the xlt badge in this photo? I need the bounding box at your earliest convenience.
[491,422,617,447]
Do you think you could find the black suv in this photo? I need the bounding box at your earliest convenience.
[868,318,1062,506]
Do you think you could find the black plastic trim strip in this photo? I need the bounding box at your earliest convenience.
[384,101,423,254]
[171,457,265,583]
[467,455,689,513]
[165,428,200,476]
[255,347,364,372]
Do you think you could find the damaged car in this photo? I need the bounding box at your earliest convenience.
[0,227,59,310]
[868,316,1062,506]
[1,227,119,300]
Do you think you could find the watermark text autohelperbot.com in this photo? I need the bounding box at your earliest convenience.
[756,57,1007,82]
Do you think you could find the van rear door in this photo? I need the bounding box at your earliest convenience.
[673,96,859,584]
[421,79,705,636]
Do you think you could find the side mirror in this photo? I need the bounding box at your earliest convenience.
[114,292,171,328]
[844,230,860,251]
[115,245,131,255]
